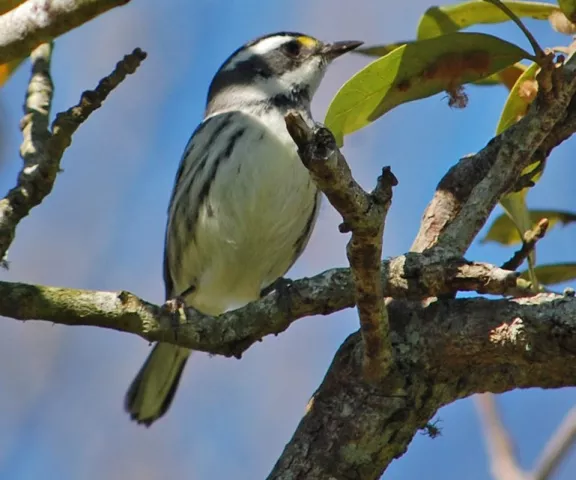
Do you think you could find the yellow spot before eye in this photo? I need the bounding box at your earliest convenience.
[297,36,318,49]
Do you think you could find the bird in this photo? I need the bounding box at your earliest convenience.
[124,31,362,426]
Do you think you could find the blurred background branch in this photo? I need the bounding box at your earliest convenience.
[476,393,576,480]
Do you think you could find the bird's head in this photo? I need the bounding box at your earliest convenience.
[206,32,362,115]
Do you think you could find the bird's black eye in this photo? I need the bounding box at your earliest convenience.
[283,40,301,57]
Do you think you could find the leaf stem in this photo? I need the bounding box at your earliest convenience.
[483,0,545,60]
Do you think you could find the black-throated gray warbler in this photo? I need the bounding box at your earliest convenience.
[125,32,362,425]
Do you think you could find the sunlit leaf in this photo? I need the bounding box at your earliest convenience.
[493,62,541,284]
[558,0,576,22]
[325,32,531,145]
[482,209,576,245]
[497,62,540,133]
[417,1,559,39]
[360,46,527,90]
[520,263,576,286]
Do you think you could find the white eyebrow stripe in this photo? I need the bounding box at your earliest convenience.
[222,35,290,71]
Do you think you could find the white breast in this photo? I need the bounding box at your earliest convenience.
[179,110,319,315]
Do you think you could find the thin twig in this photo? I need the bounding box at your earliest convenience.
[0,47,146,264]
[533,406,576,480]
[285,112,397,380]
[475,393,528,480]
[0,41,54,266]
[501,218,549,271]
[50,48,147,158]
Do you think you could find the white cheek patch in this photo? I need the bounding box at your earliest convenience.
[277,58,325,94]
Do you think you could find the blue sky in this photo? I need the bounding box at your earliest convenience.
[0,0,575,479]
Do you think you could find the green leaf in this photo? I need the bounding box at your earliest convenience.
[325,32,531,146]
[497,61,540,133]
[417,1,559,39]
[482,209,576,245]
[520,263,576,286]
[359,45,527,90]
[494,62,541,285]
[474,62,527,89]
[558,0,576,22]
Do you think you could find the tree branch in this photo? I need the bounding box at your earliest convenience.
[268,293,576,479]
[0,254,525,355]
[411,55,576,256]
[501,218,549,272]
[268,51,576,480]
[0,0,131,65]
[285,112,397,379]
[49,47,147,158]
[0,46,146,263]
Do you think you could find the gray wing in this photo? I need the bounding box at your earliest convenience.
[162,112,236,300]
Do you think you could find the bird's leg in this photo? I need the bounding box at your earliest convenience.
[260,276,294,298]
[162,285,195,340]
[260,277,295,323]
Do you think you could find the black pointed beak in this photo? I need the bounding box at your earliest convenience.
[321,40,364,60]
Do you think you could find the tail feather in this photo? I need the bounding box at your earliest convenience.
[125,343,191,426]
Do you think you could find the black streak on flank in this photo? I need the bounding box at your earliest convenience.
[173,113,233,201]
[202,126,246,217]
[224,128,246,158]
[293,191,319,257]
[182,112,234,204]
[166,112,236,283]
[169,120,211,208]
[191,116,239,226]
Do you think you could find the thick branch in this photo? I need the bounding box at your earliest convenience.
[268,293,576,479]
[0,0,131,65]
[0,254,524,356]
[285,112,397,379]
[268,55,576,478]
[411,55,576,255]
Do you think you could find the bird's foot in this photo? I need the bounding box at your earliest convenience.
[260,276,294,298]
[161,296,188,340]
